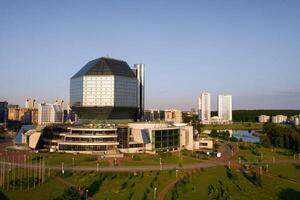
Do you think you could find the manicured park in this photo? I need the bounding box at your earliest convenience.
[1,163,300,200]
[165,164,300,200]
[32,151,207,167]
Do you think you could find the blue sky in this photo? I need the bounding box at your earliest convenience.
[0,0,299,110]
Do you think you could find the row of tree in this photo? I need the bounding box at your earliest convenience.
[184,110,300,123]
[210,130,239,142]
[263,123,300,152]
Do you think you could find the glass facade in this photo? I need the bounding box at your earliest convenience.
[152,129,179,151]
[59,144,113,151]
[117,127,129,148]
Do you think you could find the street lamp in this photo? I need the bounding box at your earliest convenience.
[61,162,64,174]
[86,189,89,200]
[154,187,157,200]
[159,158,162,171]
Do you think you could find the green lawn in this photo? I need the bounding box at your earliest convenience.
[58,170,186,200]
[32,152,109,167]
[120,152,204,166]
[165,165,300,200]
[2,164,300,200]
[33,151,203,167]
[268,163,300,181]
[233,143,296,161]
[0,178,66,200]
[203,123,263,130]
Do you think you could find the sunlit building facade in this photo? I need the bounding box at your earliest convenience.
[198,92,211,124]
[38,103,64,125]
[217,95,232,122]
[70,57,144,121]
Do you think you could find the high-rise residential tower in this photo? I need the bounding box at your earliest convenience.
[217,95,232,121]
[198,92,211,124]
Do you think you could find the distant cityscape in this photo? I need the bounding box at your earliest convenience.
[0,56,299,157]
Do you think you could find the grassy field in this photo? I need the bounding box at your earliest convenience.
[59,170,186,200]
[268,163,300,181]
[233,142,297,161]
[165,165,300,200]
[0,178,66,200]
[2,163,300,200]
[32,151,204,167]
[32,152,108,166]
[120,152,205,166]
[0,169,185,200]
[203,122,263,131]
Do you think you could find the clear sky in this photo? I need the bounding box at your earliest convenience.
[0,0,300,110]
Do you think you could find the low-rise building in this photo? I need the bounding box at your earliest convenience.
[25,98,36,109]
[42,126,119,154]
[8,107,38,124]
[272,115,287,124]
[16,121,216,156]
[0,101,8,127]
[144,109,160,121]
[15,125,41,149]
[121,122,182,154]
[164,109,182,123]
[194,137,214,150]
[290,115,300,126]
[120,122,193,153]
[294,118,300,126]
[258,115,270,123]
[210,116,231,124]
[38,103,64,125]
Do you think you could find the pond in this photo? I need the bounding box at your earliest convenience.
[203,129,261,143]
[232,130,260,143]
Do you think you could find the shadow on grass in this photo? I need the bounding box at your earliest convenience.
[293,163,300,170]
[0,191,9,200]
[87,174,107,197]
[279,188,300,200]
[241,171,262,187]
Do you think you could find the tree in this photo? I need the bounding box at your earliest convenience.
[208,181,231,200]
[60,187,81,200]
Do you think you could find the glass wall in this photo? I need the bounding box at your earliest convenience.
[153,129,179,151]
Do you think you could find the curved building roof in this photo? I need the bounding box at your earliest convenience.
[71,57,136,79]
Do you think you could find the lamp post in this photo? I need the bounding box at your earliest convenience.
[159,158,162,171]
[86,189,88,200]
[61,162,64,174]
